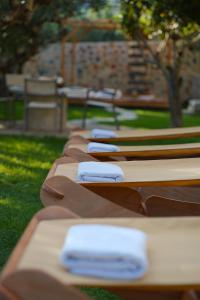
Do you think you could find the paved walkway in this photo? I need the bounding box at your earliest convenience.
[68,104,137,130]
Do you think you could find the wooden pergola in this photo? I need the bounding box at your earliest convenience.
[60,18,122,84]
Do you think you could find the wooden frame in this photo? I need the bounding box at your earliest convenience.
[41,154,200,217]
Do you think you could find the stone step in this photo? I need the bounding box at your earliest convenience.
[128,71,146,77]
[128,80,151,85]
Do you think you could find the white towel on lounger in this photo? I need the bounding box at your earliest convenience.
[87,142,119,153]
[77,162,124,183]
[91,129,117,139]
[60,224,148,280]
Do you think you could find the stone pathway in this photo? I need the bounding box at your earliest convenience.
[68,104,137,130]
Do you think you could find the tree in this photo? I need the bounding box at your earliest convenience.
[0,0,106,92]
[121,0,200,127]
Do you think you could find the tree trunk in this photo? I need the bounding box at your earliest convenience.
[0,73,7,96]
[167,77,183,127]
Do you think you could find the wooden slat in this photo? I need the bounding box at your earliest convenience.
[16,217,200,290]
[70,126,200,142]
[68,142,200,159]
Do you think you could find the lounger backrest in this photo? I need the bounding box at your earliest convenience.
[145,196,200,216]
[41,176,142,218]
[66,135,89,146]
[65,148,98,162]
[41,149,145,217]
[1,270,91,300]
[88,185,145,214]
[63,137,89,156]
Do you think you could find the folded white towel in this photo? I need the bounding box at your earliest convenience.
[87,142,119,153]
[91,129,117,139]
[77,162,124,183]
[60,224,148,280]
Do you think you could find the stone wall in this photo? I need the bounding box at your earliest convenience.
[24,41,200,101]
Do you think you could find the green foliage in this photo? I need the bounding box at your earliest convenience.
[152,0,200,27]
[66,28,126,42]
[83,0,121,20]
[0,0,107,73]
[121,0,200,39]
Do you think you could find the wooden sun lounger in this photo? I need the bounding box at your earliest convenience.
[65,141,200,160]
[45,152,142,201]
[41,168,200,217]
[41,175,144,217]
[0,206,92,300]
[66,146,200,210]
[67,147,200,204]
[53,157,200,187]
[70,126,200,142]
[41,154,200,216]
[1,208,199,300]
[65,148,200,203]
[42,156,145,215]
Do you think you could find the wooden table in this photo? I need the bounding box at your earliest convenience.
[64,95,168,109]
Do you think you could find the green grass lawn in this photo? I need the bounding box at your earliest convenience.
[0,104,200,299]
[1,100,200,129]
[0,135,65,267]
[0,101,114,121]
